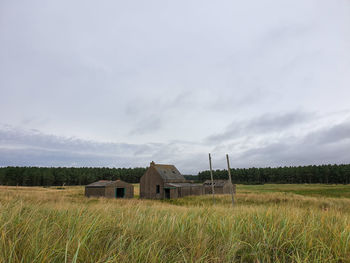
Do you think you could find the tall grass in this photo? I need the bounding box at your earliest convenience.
[0,186,350,262]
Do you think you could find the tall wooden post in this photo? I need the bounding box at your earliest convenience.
[209,153,215,204]
[226,154,235,207]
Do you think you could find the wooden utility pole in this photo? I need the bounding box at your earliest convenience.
[226,154,235,207]
[208,153,215,204]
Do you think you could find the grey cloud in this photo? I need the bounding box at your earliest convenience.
[303,120,350,145]
[126,91,195,136]
[0,125,151,155]
[1,119,350,173]
[0,125,205,173]
[208,88,267,112]
[225,119,350,168]
[207,111,314,143]
[129,116,163,136]
[0,125,163,167]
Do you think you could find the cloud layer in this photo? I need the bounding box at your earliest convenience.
[0,0,349,173]
[1,111,350,173]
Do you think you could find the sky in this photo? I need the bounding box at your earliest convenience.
[0,0,350,174]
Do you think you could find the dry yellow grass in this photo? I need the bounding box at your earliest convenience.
[0,185,350,262]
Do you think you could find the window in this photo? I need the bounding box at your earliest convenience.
[156,185,160,194]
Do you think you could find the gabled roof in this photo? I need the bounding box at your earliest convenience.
[86,180,115,187]
[150,161,186,182]
[203,180,230,187]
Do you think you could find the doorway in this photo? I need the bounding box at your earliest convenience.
[164,188,170,199]
[115,188,125,198]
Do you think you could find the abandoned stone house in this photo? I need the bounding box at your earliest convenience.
[85,180,134,198]
[203,180,236,194]
[140,161,204,199]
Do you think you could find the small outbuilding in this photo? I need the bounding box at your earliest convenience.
[203,180,236,195]
[163,182,205,199]
[85,180,134,198]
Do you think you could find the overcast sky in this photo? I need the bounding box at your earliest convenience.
[1,0,350,173]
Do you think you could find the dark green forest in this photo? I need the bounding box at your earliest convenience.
[199,164,350,184]
[0,167,146,186]
[0,164,350,186]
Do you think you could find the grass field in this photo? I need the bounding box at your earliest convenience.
[1,184,350,262]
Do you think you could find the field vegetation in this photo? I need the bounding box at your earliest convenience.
[1,184,350,262]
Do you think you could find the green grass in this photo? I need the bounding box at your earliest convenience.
[1,185,350,262]
[238,184,350,198]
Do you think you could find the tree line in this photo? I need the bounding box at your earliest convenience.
[0,163,350,186]
[198,164,350,184]
[0,167,146,186]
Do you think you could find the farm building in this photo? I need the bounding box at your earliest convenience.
[140,161,204,199]
[85,180,134,198]
[203,180,236,194]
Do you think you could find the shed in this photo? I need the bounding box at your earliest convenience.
[85,180,134,198]
[203,180,236,195]
[164,182,204,198]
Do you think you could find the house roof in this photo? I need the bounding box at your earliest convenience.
[150,162,186,182]
[203,180,230,187]
[86,180,115,187]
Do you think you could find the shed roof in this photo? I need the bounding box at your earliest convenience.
[151,162,185,182]
[165,182,203,188]
[203,180,230,187]
[86,180,115,187]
